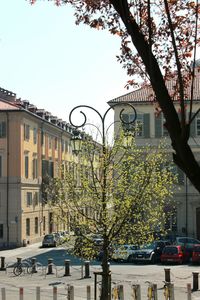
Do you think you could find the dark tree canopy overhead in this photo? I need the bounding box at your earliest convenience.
[30,0,200,192]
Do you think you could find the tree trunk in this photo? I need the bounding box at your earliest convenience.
[100,244,111,300]
[110,0,200,193]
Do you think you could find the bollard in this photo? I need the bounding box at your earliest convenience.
[19,287,24,300]
[153,284,158,300]
[169,283,175,300]
[17,257,22,264]
[118,285,124,300]
[64,259,71,276]
[67,285,74,300]
[187,283,192,300]
[53,286,57,300]
[31,257,37,273]
[36,286,40,300]
[192,272,199,291]
[84,261,91,278]
[86,285,91,300]
[164,268,171,283]
[132,284,141,300]
[47,258,54,275]
[0,257,6,271]
[1,288,6,300]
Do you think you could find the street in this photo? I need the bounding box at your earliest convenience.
[0,243,200,299]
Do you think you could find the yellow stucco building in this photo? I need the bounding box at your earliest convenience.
[0,87,75,248]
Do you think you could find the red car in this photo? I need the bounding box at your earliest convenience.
[161,245,190,264]
[192,244,200,264]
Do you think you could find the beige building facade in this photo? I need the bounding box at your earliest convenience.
[108,70,200,240]
[0,88,75,248]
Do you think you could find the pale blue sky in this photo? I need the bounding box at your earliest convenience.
[0,0,130,125]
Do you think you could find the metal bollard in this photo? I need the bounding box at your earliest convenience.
[64,259,71,276]
[84,261,91,278]
[19,287,24,300]
[53,286,57,300]
[47,258,54,275]
[187,283,192,300]
[164,268,171,283]
[86,286,91,300]
[1,288,6,300]
[17,257,22,264]
[31,257,37,273]
[36,286,40,300]
[192,272,199,291]
[0,257,6,271]
[132,284,141,300]
[118,285,124,300]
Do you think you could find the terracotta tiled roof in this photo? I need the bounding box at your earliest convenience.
[0,100,20,110]
[108,73,200,104]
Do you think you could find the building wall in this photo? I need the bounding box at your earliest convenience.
[113,100,200,239]
[0,106,74,248]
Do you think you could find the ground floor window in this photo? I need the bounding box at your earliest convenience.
[0,224,3,238]
[26,218,30,236]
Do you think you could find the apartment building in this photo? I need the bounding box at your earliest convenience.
[108,70,200,239]
[0,87,75,248]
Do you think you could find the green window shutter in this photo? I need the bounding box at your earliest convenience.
[2,122,6,138]
[122,113,130,131]
[155,114,162,138]
[143,114,150,138]
[190,112,196,137]
[177,167,185,185]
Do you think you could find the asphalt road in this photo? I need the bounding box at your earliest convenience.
[1,242,200,299]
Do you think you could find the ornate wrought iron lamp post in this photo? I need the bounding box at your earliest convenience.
[69,103,136,300]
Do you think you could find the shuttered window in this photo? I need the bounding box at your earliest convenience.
[0,122,6,138]
[25,155,29,178]
[122,113,150,137]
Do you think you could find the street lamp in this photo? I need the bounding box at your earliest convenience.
[69,103,137,153]
[68,103,136,300]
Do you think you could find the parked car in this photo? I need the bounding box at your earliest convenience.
[91,234,104,246]
[42,234,58,247]
[132,240,170,264]
[192,244,200,264]
[161,245,190,264]
[112,244,139,262]
[173,237,200,257]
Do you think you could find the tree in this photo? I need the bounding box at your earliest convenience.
[46,131,176,300]
[30,0,200,192]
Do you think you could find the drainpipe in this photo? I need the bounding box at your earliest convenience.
[6,112,9,246]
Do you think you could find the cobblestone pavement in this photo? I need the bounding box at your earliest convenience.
[1,243,200,299]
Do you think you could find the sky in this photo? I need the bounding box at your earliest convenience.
[0,0,130,127]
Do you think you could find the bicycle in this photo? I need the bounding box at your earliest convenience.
[13,258,43,276]
[13,258,32,276]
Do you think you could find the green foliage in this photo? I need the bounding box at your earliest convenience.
[45,132,177,259]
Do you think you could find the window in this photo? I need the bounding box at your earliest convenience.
[0,122,6,138]
[122,113,149,137]
[35,217,39,234]
[34,192,39,206]
[41,130,44,146]
[49,136,52,149]
[32,158,38,179]
[0,224,3,238]
[65,141,68,153]
[24,124,30,141]
[25,155,29,178]
[33,128,37,144]
[26,218,30,236]
[196,117,200,136]
[26,192,32,206]
[0,156,2,177]
[55,137,58,150]
[43,216,46,232]
[62,140,65,152]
